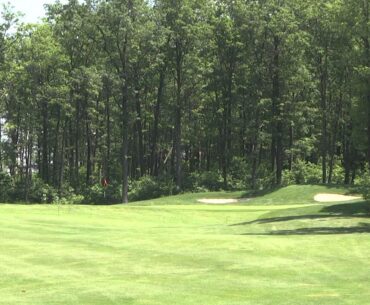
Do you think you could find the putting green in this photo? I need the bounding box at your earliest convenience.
[0,186,369,305]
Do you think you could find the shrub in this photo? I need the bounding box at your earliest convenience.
[355,170,370,200]
[282,169,296,186]
[53,194,84,205]
[330,162,345,184]
[228,157,250,190]
[58,183,76,200]
[197,171,224,191]
[128,174,180,201]
[182,172,199,191]
[129,175,161,201]
[291,160,322,184]
[252,165,276,190]
[129,175,174,201]
[156,174,177,195]
[0,171,13,202]
[26,177,58,203]
[84,182,121,204]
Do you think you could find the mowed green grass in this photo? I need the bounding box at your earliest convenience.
[0,185,369,305]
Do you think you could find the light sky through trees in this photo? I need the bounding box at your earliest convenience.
[0,0,67,23]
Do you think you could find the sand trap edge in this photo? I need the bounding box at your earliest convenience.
[197,198,239,204]
[314,193,362,202]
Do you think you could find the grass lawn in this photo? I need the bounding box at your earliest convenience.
[0,185,369,305]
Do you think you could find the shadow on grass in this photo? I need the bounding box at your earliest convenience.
[233,200,370,235]
[241,223,370,235]
[231,201,370,227]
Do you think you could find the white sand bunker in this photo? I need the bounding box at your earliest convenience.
[197,198,238,204]
[314,193,362,202]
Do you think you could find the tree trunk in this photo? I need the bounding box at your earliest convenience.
[104,80,111,180]
[151,66,166,176]
[52,106,61,187]
[25,135,32,202]
[174,44,183,190]
[288,122,293,171]
[121,83,129,203]
[319,49,328,184]
[360,0,370,168]
[75,99,80,189]
[0,118,2,171]
[68,120,74,188]
[86,122,92,186]
[328,92,341,184]
[222,96,228,189]
[42,100,49,183]
[59,120,67,191]
[272,36,283,185]
[135,89,144,177]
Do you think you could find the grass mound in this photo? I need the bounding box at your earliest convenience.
[131,184,358,206]
[244,184,357,205]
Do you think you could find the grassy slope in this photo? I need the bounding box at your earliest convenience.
[0,185,369,305]
[131,184,354,206]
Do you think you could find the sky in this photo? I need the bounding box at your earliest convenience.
[0,0,66,23]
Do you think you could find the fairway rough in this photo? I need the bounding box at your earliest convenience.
[314,193,362,202]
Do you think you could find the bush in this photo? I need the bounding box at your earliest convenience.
[202,171,224,191]
[291,160,322,184]
[0,171,13,202]
[330,163,345,184]
[53,194,84,205]
[156,174,177,195]
[228,157,249,190]
[355,170,370,200]
[282,169,296,186]
[84,182,121,204]
[283,160,344,185]
[25,177,58,203]
[129,175,161,201]
[252,165,276,190]
[129,175,176,201]
[196,171,224,191]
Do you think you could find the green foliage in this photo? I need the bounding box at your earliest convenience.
[0,0,368,203]
[84,182,122,204]
[283,161,345,186]
[290,160,322,185]
[26,177,58,203]
[354,169,370,200]
[282,169,296,187]
[129,175,176,201]
[0,171,13,202]
[330,163,345,184]
[228,157,249,190]
[187,171,224,192]
[129,176,162,201]
[253,165,277,190]
[53,194,84,205]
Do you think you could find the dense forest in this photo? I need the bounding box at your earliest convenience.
[0,0,369,203]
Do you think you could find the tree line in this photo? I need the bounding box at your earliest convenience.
[0,0,369,203]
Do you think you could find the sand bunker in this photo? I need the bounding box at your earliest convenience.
[197,198,238,204]
[314,193,362,202]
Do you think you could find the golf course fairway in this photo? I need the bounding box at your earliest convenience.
[0,185,369,305]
